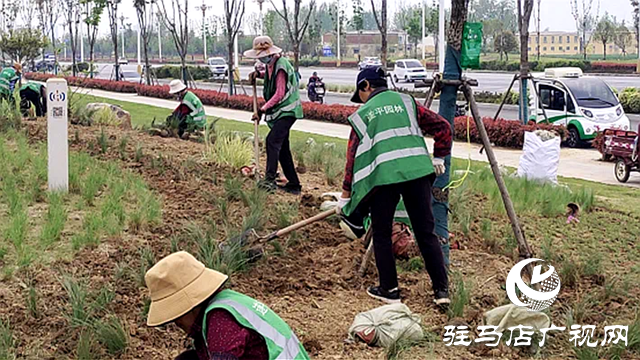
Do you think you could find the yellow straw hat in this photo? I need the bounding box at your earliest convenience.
[243,36,283,59]
[145,251,228,327]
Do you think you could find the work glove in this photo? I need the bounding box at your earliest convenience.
[252,108,263,123]
[433,157,446,176]
[337,197,350,211]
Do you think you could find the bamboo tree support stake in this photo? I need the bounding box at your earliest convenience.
[461,82,534,270]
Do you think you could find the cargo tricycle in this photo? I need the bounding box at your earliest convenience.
[601,127,639,183]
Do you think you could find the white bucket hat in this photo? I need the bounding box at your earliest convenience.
[145,251,228,326]
[243,36,283,59]
[169,79,187,94]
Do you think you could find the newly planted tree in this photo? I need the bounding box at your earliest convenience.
[369,0,387,67]
[594,13,615,59]
[223,0,244,95]
[270,0,316,70]
[493,30,517,61]
[571,0,599,60]
[134,0,154,84]
[0,28,49,65]
[106,0,121,80]
[614,20,633,56]
[157,0,190,83]
[517,0,533,123]
[62,0,82,76]
[35,0,59,71]
[80,0,106,78]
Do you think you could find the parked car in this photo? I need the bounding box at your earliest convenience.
[208,57,228,77]
[358,57,382,70]
[393,59,428,83]
[118,58,129,65]
[529,67,631,148]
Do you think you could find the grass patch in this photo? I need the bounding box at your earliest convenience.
[205,131,254,169]
[0,319,15,359]
[94,316,129,355]
[39,192,67,246]
[448,271,471,319]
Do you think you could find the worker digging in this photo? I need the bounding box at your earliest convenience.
[338,66,452,307]
[168,79,206,139]
[0,62,22,102]
[245,35,303,195]
[145,251,310,360]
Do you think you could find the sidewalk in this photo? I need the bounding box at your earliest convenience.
[78,87,639,188]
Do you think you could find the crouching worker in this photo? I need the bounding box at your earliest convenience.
[168,79,205,138]
[20,81,47,117]
[0,62,22,102]
[338,67,452,307]
[245,36,303,195]
[145,251,310,360]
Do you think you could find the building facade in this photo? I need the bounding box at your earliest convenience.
[527,31,638,57]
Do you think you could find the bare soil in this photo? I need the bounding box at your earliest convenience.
[1,120,637,359]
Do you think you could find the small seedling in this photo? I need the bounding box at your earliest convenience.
[559,258,580,288]
[40,192,67,246]
[82,169,105,206]
[224,175,244,202]
[118,136,129,160]
[26,285,39,319]
[0,319,15,359]
[94,316,129,355]
[61,276,90,327]
[134,144,143,162]
[274,202,298,229]
[77,330,95,360]
[97,128,109,154]
[138,247,156,286]
[448,271,470,319]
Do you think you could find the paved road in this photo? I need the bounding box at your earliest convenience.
[66,62,640,130]
[73,86,640,187]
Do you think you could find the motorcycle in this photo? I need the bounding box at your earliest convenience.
[455,103,468,117]
[307,79,326,104]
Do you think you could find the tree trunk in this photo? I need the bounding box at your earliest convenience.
[432,0,469,267]
[518,0,533,125]
[603,41,607,60]
[294,42,300,71]
[144,39,151,85]
[181,56,187,84]
[227,39,234,96]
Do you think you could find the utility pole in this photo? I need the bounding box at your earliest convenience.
[157,14,163,62]
[438,0,444,72]
[337,0,341,66]
[422,0,426,61]
[197,2,211,62]
[80,20,84,62]
[120,15,126,59]
[137,27,141,65]
[536,0,541,60]
[256,0,265,35]
[234,32,239,71]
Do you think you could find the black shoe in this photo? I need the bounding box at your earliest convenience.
[339,214,366,239]
[257,179,277,193]
[367,286,401,304]
[278,183,302,195]
[434,289,451,310]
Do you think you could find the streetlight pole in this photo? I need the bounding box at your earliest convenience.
[421,0,425,61]
[256,0,265,35]
[157,14,163,63]
[196,3,211,63]
[80,20,84,63]
[438,0,444,73]
[337,1,341,66]
[137,27,141,65]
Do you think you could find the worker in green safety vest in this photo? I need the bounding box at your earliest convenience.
[0,62,22,102]
[20,81,47,117]
[168,79,206,138]
[146,251,310,360]
[245,36,303,195]
[337,67,453,308]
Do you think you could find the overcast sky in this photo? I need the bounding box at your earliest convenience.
[84,0,633,37]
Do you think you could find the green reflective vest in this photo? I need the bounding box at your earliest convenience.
[263,57,303,127]
[342,91,435,216]
[203,290,310,360]
[182,91,205,128]
[0,68,19,95]
[363,198,412,231]
[20,81,43,93]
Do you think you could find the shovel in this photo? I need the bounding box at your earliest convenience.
[252,81,261,180]
[257,208,338,243]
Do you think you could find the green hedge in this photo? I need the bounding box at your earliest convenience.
[619,87,640,113]
[479,59,592,72]
[154,65,213,80]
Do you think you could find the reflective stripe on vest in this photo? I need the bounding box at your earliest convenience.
[211,299,303,360]
[263,57,303,124]
[264,98,302,122]
[342,91,434,217]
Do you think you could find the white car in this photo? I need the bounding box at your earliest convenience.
[358,57,382,70]
[530,67,630,148]
[393,59,428,83]
[208,57,228,77]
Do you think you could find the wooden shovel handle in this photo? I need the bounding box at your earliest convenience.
[252,82,260,178]
[261,208,338,242]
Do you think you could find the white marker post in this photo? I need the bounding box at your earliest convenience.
[47,78,69,193]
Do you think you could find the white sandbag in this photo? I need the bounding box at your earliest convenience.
[517,131,561,184]
[484,304,550,333]
[348,303,424,348]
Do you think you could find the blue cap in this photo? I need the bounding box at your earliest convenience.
[350,66,386,103]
